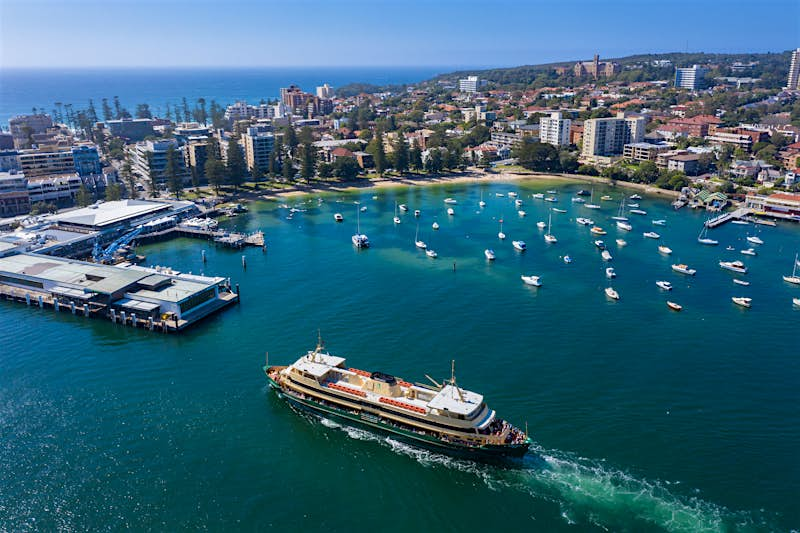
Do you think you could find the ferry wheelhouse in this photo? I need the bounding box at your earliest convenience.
[265,340,530,459]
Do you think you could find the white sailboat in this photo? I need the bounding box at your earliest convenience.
[544,210,557,243]
[585,188,600,209]
[498,217,506,240]
[697,220,718,245]
[611,197,628,221]
[783,253,800,284]
[351,205,369,248]
[479,191,486,208]
[414,224,427,249]
[393,202,401,225]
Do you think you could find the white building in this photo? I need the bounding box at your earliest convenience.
[242,127,275,171]
[224,101,255,121]
[786,48,800,90]
[539,112,572,147]
[582,113,645,158]
[316,83,334,99]
[458,76,484,93]
[674,65,708,90]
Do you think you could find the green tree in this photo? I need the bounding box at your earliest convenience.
[424,150,444,174]
[76,184,92,207]
[513,141,561,172]
[633,161,660,183]
[121,156,136,199]
[318,162,333,179]
[368,130,387,175]
[165,145,183,199]
[268,142,280,179]
[101,98,113,122]
[409,147,423,171]
[251,161,263,189]
[392,136,409,174]
[105,182,122,201]
[283,126,298,152]
[135,103,152,119]
[193,98,208,125]
[282,153,294,181]
[300,142,316,183]
[333,156,360,180]
[205,159,226,194]
[145,152,159,197]
[225,138,247,190]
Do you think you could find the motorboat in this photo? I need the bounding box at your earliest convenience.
[360,206,367,212]
[447,208,455,216]
[600,195,613,201]
[629,209,647,215]
[520,275,542,287]
[628,203,640,208]
[572,197,586,204]
[601,250,613,261]
[444,198,457,204]
[671,264,696,275]
[512,240,527,251]
[667,301,682,311]
[590,226,607,235]
[605,287,620,300]
[616,220,632,231]
[656,280,673,291]
[546,190,558,194]
[553,208,567,213]
[536,221,546,229]
[616,239,627,247]
[576,189,590,196]
[782,253,800,284]
[630,194,642,200]
[563,255,572,263]
[746,235,764,245]
[658,245,672,255]
[793,297,800,307]
[740,248,757,256]
[532,193,544,199]
[518,210,526,217]
[576,217,591,225]
[733,279,750,286]
[515,199,523,207]
[399,204,409,212]
[432,220,440,230]
[508,192,518,198]
[544,196,558,203]
[719,260,747,274]
[334,213,344,222]
[732,297,752,308]
[484,249,496,260]
[643,231,660,239]
[426,249,438,258]
[496,193,505,197]
[606,267,616,278]
[594,240,605,250]
[652,219,666,226]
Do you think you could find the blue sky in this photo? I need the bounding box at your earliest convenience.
[1,0,798,68]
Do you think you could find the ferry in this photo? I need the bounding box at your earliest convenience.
[265,339,531,459]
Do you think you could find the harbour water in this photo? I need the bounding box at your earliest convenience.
[1,179,798,531]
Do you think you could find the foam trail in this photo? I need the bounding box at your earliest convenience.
[310,415,773,532]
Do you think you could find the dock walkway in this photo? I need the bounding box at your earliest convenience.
[137,226,265,248]
[705,207,751,228]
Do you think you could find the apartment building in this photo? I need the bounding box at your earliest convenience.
[539,112,572,147]
[242,127,275,171]
[581,113,645,158]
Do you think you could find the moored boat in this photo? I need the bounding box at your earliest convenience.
[606,267,616,278]
[746,235,764,245]
[616,239,627,247]
[719,260,747,274]
[334,213,344,222]
[732,297,751,308]
[399,204,408,212]
[426,249,438,258]
[265,340,531,460]
[447,208,455,216]
[512,240,527,251]
[672,264,696,275]
[590,226,607,235]
[444,198,457,204]
[484,249,496,260]
[658,245,672,255]
[656,280,672,291]
[605,287,620,300]
[783,253,800,284]
[667,301,682,311]
[643,231,660,239]
[616,220,632,231]
[601,250,613,261]
[520,275,542,286]
[740,248,756,256]
[629,209,647,215]
[733,279,750,286]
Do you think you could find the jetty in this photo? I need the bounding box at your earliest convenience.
[705,207,751,228]
[137,225,265,249]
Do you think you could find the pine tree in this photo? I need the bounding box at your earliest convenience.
[371,130,386,175]
[165,145,183,199]
[121,156,136,199]
[283,126,298,152]
[226,138,247,190]
[105,183,122,201]
[205,159,225,194]
[76,184,92,207]
[268,144,279,180]
[101,98,113,122]
[409,147,423,171]
[181,97,191,123]
[282,153,294,181]
[113,96,122,119]
[300,142,316,183]
[393,136,409,174]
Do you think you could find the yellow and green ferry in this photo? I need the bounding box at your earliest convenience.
[265,338,531,460]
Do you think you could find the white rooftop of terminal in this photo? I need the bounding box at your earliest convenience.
[48,200,170,229]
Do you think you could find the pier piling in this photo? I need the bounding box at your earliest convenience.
[38,295,43,308]
[242,255,247,269]
[25,293,30,306]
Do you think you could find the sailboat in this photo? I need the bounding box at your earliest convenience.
[414,224,427,250]
[544,210,557,243]
[425,228,437,258]
[498,217,506,240]
[697,220,718,245]
[351,204,369,248]
[585,188,600,209]
[479,191,486,208]
[611,197,628,221]
[783,253,800,284]
[393,202,401,225]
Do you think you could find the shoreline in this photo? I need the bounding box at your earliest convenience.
[254,169,681,201]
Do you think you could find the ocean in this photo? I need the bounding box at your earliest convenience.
[1,179,798,531]
[0,67,448,126]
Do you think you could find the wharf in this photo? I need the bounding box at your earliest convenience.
[705,207,751,228]
[137,226,265,248]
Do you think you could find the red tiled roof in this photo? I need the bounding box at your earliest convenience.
[331,147,353,157]
[768,192,800,202]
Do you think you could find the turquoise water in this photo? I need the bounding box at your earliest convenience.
[2,180,798,531]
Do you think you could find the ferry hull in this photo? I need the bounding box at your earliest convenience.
[265,368,530,461]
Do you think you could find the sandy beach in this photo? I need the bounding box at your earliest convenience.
[256,169,681,201]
